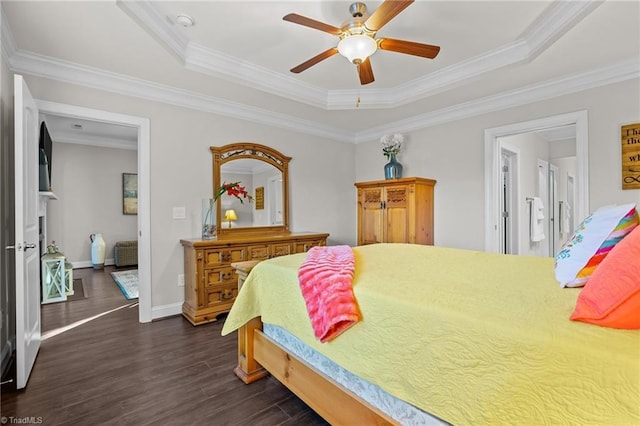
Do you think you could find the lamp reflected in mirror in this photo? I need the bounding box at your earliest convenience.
[224,209,238,228]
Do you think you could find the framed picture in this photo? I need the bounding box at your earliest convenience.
[255,186,264,210]
[122,173,138,215]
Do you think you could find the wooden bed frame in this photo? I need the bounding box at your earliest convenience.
[231,261,398,426]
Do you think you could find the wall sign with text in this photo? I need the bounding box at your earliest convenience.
[622,123,640,190]
[255,187,264,210]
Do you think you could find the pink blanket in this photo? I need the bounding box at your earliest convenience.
[298,245,361,343]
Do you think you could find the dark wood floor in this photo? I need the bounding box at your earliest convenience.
[1,267,328,425]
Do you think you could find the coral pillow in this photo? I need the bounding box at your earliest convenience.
[555,204,638,288]
[570,224,640,329]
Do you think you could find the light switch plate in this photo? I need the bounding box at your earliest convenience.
[172,207,186,219]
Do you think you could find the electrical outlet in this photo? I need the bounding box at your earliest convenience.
[178,274,184,287]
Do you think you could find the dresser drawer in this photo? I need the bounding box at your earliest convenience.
[204,266,237,287]
[205,285,237,308]
[181,231,329,326]
[247,245,270,260]
[203,247,246,267]
[293,239,325,253]
[272,243,292,257]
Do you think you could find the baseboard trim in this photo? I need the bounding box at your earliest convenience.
[152,302,182,320]
[71,258,115,269]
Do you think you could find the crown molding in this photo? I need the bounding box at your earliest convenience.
[185,42,328,108]
[116,0,188,63]
[521,0,603,60]
[8,48,354,143]
[355,55,640,142]
[117,0,601,110]
[329,0,603,109]
[3,4,636,146]
[327,40,529,110]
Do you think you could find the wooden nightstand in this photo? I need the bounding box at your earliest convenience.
[231,260,261,290]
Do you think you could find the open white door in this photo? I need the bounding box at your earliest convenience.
[14,74,41,389]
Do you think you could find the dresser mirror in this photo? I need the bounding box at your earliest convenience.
[211,143,291,236]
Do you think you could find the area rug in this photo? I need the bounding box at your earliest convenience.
[110,270,139,300]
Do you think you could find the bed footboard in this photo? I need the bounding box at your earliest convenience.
[252,328,397,425]
[231,260,268,384]
[231,260,397,425]
[234,316,269,384]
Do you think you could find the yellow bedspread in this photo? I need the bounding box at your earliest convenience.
[222,243,640,425]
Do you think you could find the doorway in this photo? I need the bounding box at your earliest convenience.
[36,100,151,323]
[484,110,589,254]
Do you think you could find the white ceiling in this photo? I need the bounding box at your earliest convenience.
[3,1,639,145]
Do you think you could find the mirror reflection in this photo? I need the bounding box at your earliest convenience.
[212,142,291,236]
[220,159,284,228]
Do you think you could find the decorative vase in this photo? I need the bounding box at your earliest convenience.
[90,233,106,269]
[202,198,218,240]
[384,154,403,180]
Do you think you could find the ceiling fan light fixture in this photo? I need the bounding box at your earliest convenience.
[338,34,377,64]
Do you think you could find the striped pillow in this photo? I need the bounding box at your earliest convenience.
[555,204,639,288]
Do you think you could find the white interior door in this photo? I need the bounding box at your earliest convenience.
[537,160,549,257]
[14,74,41,389]
[499,149,519,254]
[268,176,283,225]
[566,173,575,238]
[549,164,559,256]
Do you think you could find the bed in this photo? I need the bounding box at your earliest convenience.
[221,243,640,425]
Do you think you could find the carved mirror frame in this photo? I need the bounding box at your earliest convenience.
[211,143,291,237]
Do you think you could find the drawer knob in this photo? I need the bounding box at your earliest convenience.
[222,272,233,281]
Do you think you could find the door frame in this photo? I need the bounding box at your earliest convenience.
[484,110,589,253]
[499,145,520,254]
[36,100,151,323]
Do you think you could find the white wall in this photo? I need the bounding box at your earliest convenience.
[21,74,357,308]
[17,72,640,313]
[46,141,137,265]
[356,78,640,250]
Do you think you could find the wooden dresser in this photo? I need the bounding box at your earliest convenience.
[180,231,328,325]
[355,177,436,245]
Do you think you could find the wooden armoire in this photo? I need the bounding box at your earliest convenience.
[355,177,436,245]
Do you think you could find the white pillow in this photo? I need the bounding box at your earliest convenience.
[554,203,638,288]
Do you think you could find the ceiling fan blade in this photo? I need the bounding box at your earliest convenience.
[378,38,440,59]
[358,58,375,85]
[290,48,339,73]
[283,13,342,35]
[364,0,414,32]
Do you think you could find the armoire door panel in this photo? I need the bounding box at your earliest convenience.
[356,177,436,246]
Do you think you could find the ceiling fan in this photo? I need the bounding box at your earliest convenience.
[283,0,440,85]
